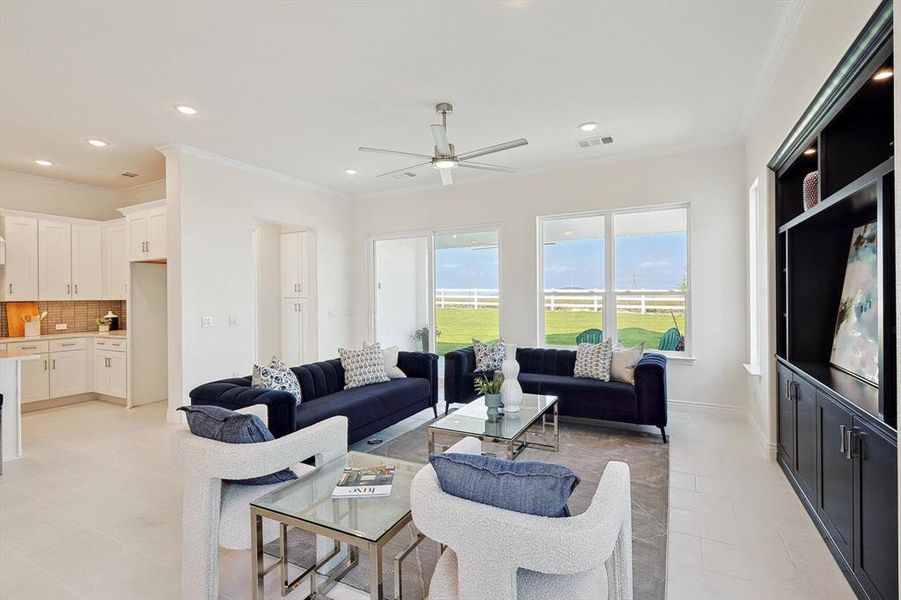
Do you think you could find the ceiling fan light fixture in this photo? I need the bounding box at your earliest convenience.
[579,122,599,132]
[432,157,458,170]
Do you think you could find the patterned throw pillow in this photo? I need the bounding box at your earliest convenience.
[573,339,614,381]
[472,338,505,371]
[340,343,390,389]
[252,356,302,404]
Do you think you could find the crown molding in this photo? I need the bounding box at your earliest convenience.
[0,168,116,196]
[736,0,807,138]
[156,144,348,200]
[119,178,166,195]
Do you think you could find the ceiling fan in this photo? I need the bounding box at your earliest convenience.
[359,102,528,186]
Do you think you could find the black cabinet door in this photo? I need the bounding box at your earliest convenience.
[777,364,795,465]
[793,377,817,501]
[853,419,898,600]
[816,391,854,564]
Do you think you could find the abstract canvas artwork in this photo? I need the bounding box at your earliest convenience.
[830,222,879,385]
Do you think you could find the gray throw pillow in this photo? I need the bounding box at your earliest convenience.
[178,405,297,486]
[429,452,580,517]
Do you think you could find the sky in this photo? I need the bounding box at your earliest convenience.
[435,233,687,290]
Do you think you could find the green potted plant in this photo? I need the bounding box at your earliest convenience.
[96,315,112,333]
[474,375,503,416]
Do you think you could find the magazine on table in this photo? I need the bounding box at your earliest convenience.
[332,464,396,498]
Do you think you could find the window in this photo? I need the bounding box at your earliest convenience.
[539,205,689,353]
[746,179,761,374]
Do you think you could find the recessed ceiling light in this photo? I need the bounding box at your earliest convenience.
[872,68,893,81]
[803,148,816,156]
[87,139,108,147]
[175,105,198,115]
[35,159,53,166]
[344,169,358,175]
[579,122,599,132]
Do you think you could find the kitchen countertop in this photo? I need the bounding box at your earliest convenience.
[0,330,127,344]
[0,349,41,361]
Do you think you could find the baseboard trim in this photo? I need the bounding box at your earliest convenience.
[667,398,746,420]
[22,392,98,413]
[747,410,778,462]
[166,408,185,424]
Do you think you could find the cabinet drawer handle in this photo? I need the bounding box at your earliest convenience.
[61,343,75,347]
[52,359,56,370]
[21,345,37,350]
[43,359,47,371]
[839,425,846,454]
[844,427,855,460]
[67,284,71,295]
[74,284,78,294]
[8,283,11,294]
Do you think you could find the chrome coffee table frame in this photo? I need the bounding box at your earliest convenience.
[427,394,559,460]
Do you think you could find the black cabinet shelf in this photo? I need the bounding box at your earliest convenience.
[778,158,893,235]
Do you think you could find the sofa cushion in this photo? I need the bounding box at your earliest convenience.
[296,378,430,433]
[429,452,580,518]
[535,374,638,419]
[178,405,298,486]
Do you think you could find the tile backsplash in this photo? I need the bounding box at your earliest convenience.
[0,301,126,338]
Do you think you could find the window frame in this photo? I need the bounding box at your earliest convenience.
[745,179,762,376]
[537,202,693,360]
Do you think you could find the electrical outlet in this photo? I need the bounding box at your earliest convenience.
[201,316,214,328]
[228,314,238,326]
[55,323,68,330]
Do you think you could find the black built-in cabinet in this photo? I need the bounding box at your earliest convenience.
[771,3,897,600]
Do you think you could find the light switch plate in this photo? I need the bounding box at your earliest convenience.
[228,314,238,326]
[201,316,214,328]
[55,323,68,330]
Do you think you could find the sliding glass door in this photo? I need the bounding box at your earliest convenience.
[373,236,432,352]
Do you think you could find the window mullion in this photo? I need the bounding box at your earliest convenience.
[605,212,615,341]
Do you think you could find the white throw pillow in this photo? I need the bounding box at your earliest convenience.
[382,345,406,379]
[252,356,302,404]
[340,343,390,389]
[573,339,614,381]
[472,338,505,371]
[610,341,645,385]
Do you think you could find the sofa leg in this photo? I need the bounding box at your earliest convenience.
[660,427,668,444]
[432,405,438,419]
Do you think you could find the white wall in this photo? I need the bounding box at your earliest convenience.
[353,144,748,410]
[742,0,881,456]
[0,169,164,220]
[255,222,282,361]
[161,145,354,417]
[373,236,430,352]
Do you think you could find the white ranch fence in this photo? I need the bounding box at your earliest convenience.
[435,288,685,314]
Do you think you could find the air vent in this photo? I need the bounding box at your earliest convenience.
[120,172,139,178]
[576,135,614,149]
[390,171,418,179]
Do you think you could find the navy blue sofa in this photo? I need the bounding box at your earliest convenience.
[444,346,668,442]
[189,352,438,444]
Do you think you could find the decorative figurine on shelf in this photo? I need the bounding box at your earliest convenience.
[802,171,819,210]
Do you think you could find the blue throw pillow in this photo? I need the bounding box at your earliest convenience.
[179,405,298,486]
[429,453,580,517]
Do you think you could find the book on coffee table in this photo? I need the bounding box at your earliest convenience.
[332,464,396,498]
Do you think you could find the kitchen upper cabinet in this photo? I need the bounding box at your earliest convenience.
[104,224,128,299]
[122,201,167,262]
[280,231,310,298]
[0,216,38,301]
[281,298,310,366]
[49,349,87,398]
[38,220,72,300]
[71,224,103,300]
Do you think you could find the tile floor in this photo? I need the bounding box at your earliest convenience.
[0,400,854,599]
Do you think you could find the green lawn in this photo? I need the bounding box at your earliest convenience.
[434,308,684,355]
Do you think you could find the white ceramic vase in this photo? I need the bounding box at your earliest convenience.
[500,343,523,413]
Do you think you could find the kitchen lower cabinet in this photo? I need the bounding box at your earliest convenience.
[20,353,49,403]
[817,391,854,563]
[793,377,817,502]
[94,349,126,398]
[49,350,87,398]
[777,364,795,465]
[281,298,310,366]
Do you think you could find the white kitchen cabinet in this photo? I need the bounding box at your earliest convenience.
[20,353,50,403]
[123,202,167,262]
[281,298,310,365]
[94,349,126,398]
[49,349,87,398]
[280,231,310,298]
[1,216,39,301]
[71,224,103,300]
[38,220,72,300]
[103,224,128,299]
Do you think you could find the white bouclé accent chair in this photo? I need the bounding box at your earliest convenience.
[411,437,632,600]
[170,404,348,600]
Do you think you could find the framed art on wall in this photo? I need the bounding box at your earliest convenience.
[830,221,879,385]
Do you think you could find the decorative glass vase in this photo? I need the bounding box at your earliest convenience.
[500,344,523,413]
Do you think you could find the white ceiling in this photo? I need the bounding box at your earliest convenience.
[0,1,788,196]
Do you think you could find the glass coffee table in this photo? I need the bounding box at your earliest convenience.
[250,451,425,600]
[428,393,559,460]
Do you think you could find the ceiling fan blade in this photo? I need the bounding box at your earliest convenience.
[431,125,452,156]
[439,169,453,186]
[376,162,432,178]
[457,161,515,173]
[359,146,433,159]
[457,138,528,161]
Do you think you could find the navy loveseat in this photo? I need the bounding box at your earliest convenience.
[189,352,438,444]
[444,346,668,442]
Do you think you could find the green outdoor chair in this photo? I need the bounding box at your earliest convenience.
[575,328,603,345]
[658,327,682,351]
